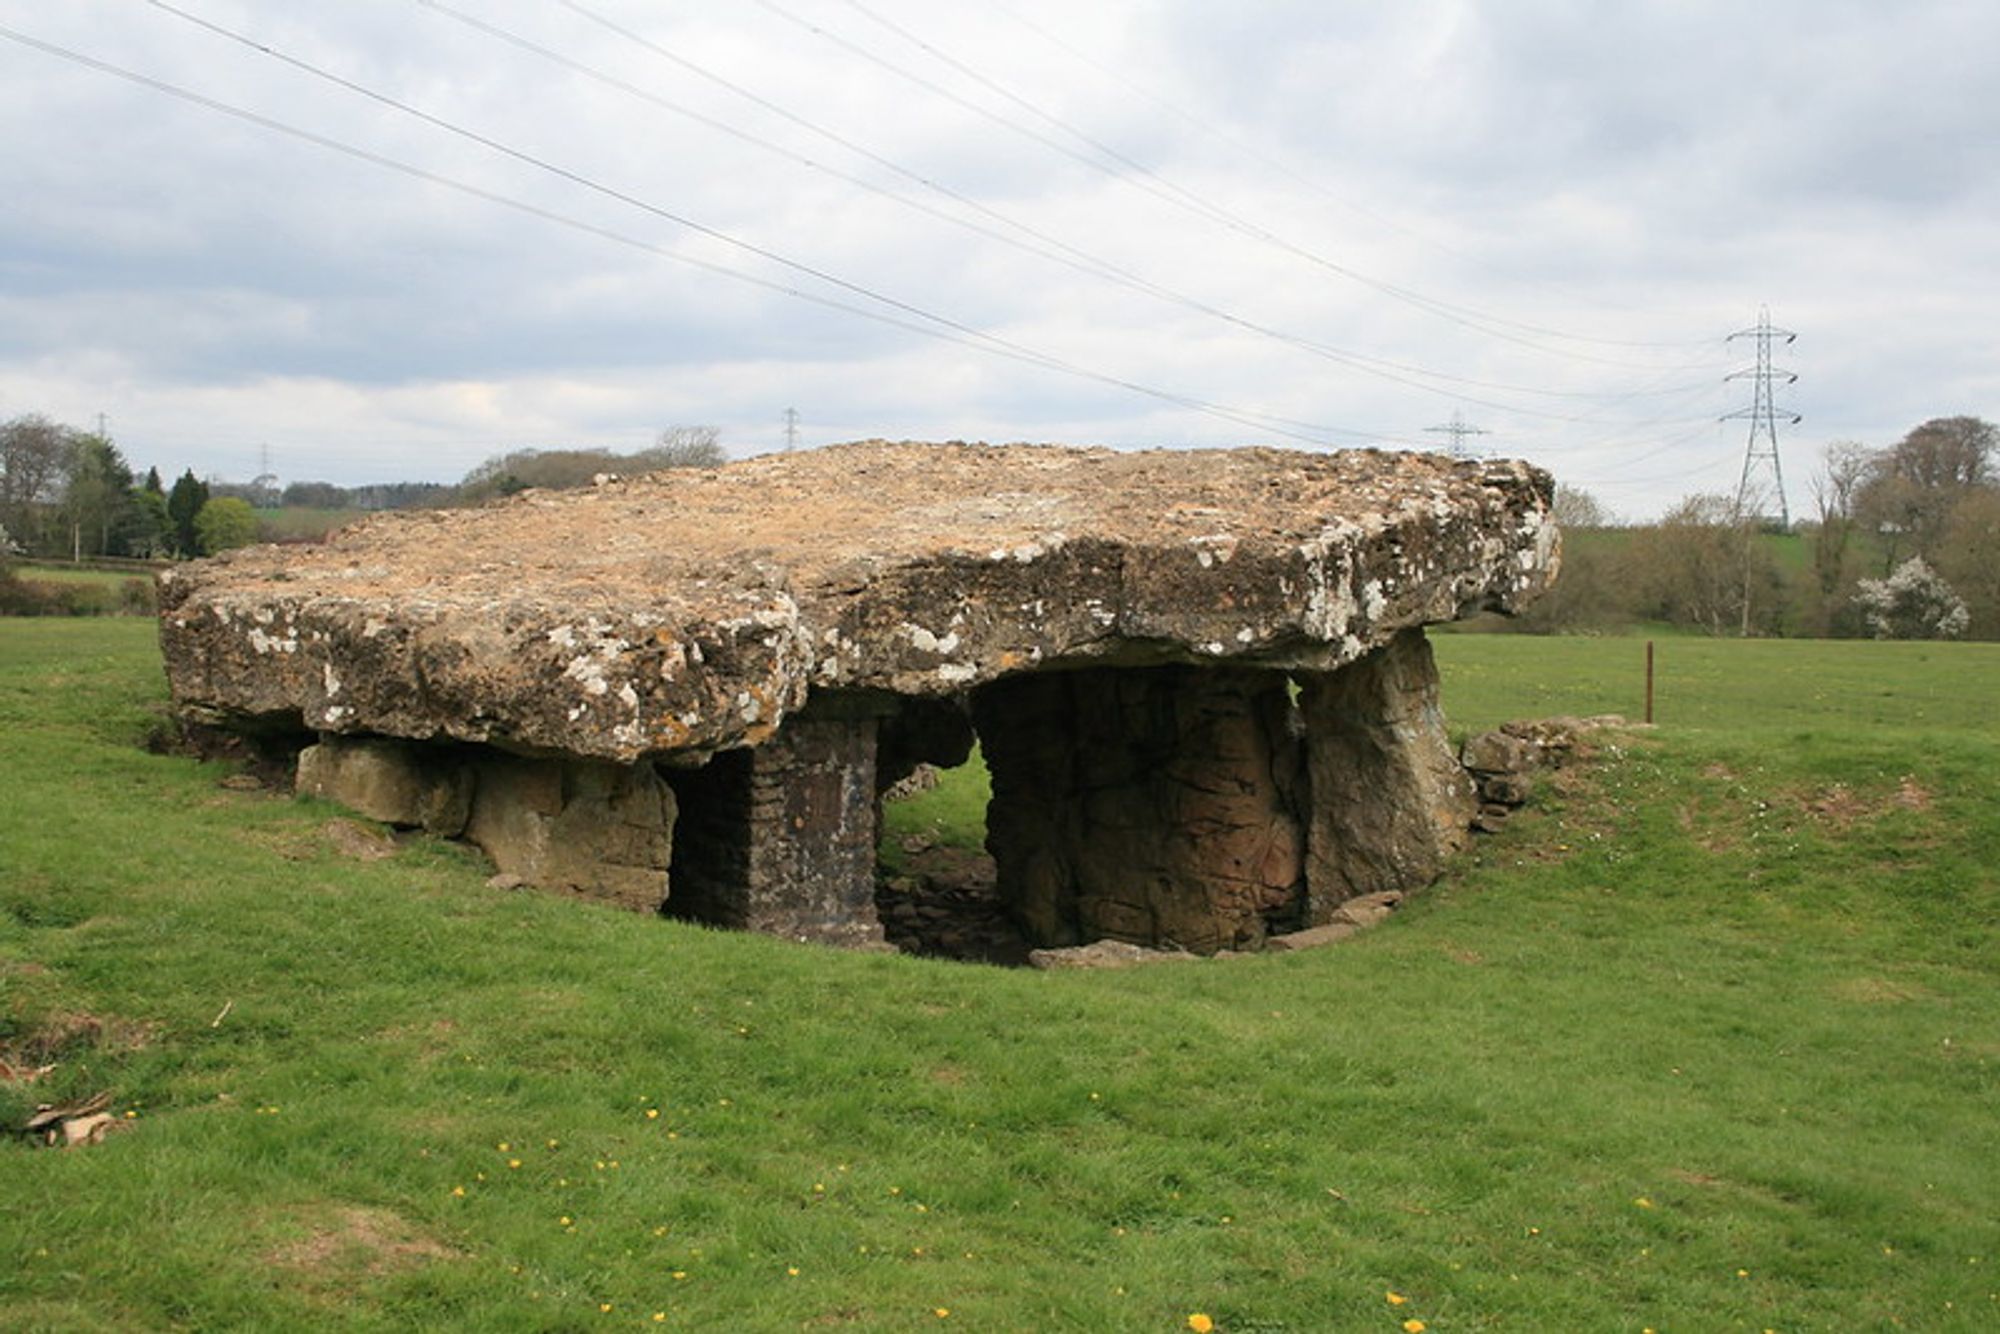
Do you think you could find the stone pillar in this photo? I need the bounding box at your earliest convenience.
[663,699,887,947]
[974,665,1307,954]
[463,754,677,914]
[297,733,678,913]
[297,735,472,834]
[1295,629,1475,921]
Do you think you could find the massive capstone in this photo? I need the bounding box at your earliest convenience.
[159,441,1560,951]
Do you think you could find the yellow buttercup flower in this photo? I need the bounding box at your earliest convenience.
[1188,1315,1215,1333]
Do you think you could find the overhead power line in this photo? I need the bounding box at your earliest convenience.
[984,1,1725,354]
[771,0,1724,371]
[425,0,1719,421]
[0,18,1397,451]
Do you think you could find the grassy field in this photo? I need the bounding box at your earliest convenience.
[254,507,363,543]
[12,563,156,589]
[2,621,1995,1331]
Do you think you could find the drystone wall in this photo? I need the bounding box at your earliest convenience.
[160,441,1558,952]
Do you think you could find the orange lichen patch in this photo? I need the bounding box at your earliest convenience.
[265,1205,462,1289]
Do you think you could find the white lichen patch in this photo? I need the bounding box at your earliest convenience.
[1189,534,1240,566]
[1359,578,1388,621]
[566,662,612,696]
[245,626,299,655]
[903,625,963,656]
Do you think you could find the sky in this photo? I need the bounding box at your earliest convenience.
[2,0,1995,520]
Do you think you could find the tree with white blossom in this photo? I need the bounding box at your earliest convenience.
[1853,557,1969,640]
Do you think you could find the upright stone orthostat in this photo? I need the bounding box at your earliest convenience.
[975,666,1306,953]
[158,442,1560,950]
[664,699,887,947]
[1296,630,1477,919]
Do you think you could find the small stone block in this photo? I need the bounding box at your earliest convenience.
[1265,923,1359,952]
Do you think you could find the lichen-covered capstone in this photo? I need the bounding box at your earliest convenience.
[159,441,1557,758]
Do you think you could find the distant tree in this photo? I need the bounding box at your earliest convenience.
[638,425,726,471]
[142,466,164,495]
[167,470,210,558]
[1934,487,2000,639]
[1853,557,1969,640]
[457,448,584,501]
[347,481,450,511]
[1509,533,1618,633]
[1551,484,1610,529]
[1620,493,1785,636]
[193,496,259,555]
[62,433,138,559]
[281,480,350,509]
[1,413,77,554]
[457,428,725,502]
[126,487,175,559]
[1855,416,1995,568]
[210,479,282,508]
[1803,441,1872,636]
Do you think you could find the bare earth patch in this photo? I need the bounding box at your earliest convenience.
[265,1205,461,1289]
[1894,774,1933,810]
[1799,775,1936,829]
[2,1010,154,1072]
[1830,976,1934,1005]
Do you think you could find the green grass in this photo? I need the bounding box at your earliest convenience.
[879,747,993,870]
[1431,634,1988,736]
[255,506,362,542]
[13,563,155,589]
[2,620,1997,1331]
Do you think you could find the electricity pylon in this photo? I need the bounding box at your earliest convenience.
[1425,410,1489,459]
[1725,307,1799,527]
